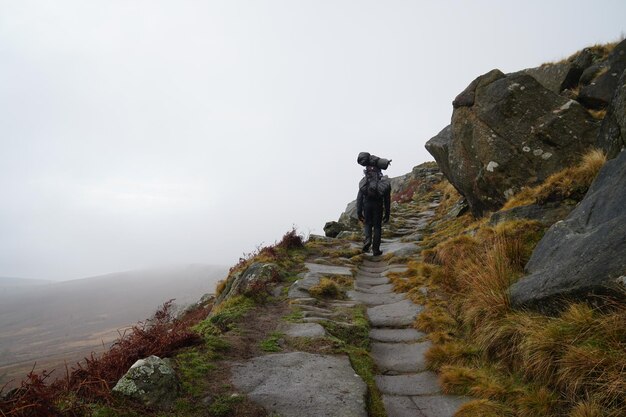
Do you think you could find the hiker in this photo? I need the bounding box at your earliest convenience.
[356,164,391,256]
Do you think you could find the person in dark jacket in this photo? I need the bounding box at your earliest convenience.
[357,166,391,256]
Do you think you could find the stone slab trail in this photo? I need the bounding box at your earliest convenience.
[347,199,469,417]
[230,195,469,416]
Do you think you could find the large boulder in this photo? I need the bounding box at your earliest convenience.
[216,262,278,303]
[521,47,595,94]
[578,39,626,109]
[509,150,626,313]
[597,69,626,159]
[324,221,348,238]
[426,69,600,216]
[112,356,180,408]
[338,200,360,230]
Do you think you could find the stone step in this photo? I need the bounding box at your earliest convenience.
[382,395,470,417]
[369,328,426,343]
[278,322,326,339]
[355,276,390,286]
[359,265,389,274]
[367,300,423,327]
[361,259,387,268]
[371,341,432,374]
[354,283,395,294]
[375,372,441,396]
[347,290,405,306]
[356,270,386,278]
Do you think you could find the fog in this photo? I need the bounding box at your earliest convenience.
[1,0,624,280]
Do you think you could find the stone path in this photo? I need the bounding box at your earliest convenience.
[353,257,468,417]
[231,195,469,416]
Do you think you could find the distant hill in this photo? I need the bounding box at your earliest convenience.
[0,276,52,287]
[0,264,227,386]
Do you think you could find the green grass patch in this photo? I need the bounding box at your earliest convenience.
[260,332,283,352]
[347,347,386,417]
[208,394,244,417]
[207,296,255,332]
[175,349,216,397]
[282,308,304,322]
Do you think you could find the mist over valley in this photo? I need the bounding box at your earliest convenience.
[0,264,227,387]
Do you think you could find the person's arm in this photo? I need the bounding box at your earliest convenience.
[357,189,364,222]
[383,188,391,223]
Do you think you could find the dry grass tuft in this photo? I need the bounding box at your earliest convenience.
[415,305,457,334]
[439,365,485,395]
[410,208,625,416]
[514,385,561,417]
[308,277,345,299]
[215,279,227,297]
[454,398,513,417]
[426,343,479,371]
[587,109,607,120]
[503,149,607,210]
[568,400,606,417]
[435,180,464,216]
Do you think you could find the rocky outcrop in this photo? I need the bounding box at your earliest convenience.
[426,69,600,216]
[323,221,348,238]
[597,69,626,158]
[521,48,595,94]
[112,356,180,408]
[216,262,278,304]
[578,39,626,109]
[510,150,626,312]
[489,202,575,227]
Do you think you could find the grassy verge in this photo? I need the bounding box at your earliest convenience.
[400,151,626,417]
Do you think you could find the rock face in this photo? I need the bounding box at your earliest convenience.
[426,69,600,216]
[230,352,367,417]
[578,39,626,109]
[489,202,575,227]
[510,150,626,312]
[112,356,179,408]
[521,49,594,94]
[216,262,277,303]
[598,69,626,158]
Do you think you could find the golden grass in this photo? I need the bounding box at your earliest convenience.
[426,343,479,371]
[545,40,618,67]
[569,400,605,417]
[308,277,345,299]
[587,109,607,120]
[435,180,464,216]
[514,385,561,417]
[414,212,626,416]
[415,305,457,334]
[454,399,513,417]
[503,149,607,210]
[215,279,227,297]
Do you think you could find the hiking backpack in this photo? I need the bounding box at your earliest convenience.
[359,167,391,199]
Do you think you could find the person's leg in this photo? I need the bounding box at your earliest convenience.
[372,201,383,255]
[363,201,374,252]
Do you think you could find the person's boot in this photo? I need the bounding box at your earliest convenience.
[362,237,371,253]
[373,248,383,256]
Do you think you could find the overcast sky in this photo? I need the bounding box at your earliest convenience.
[1,1,624,280]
